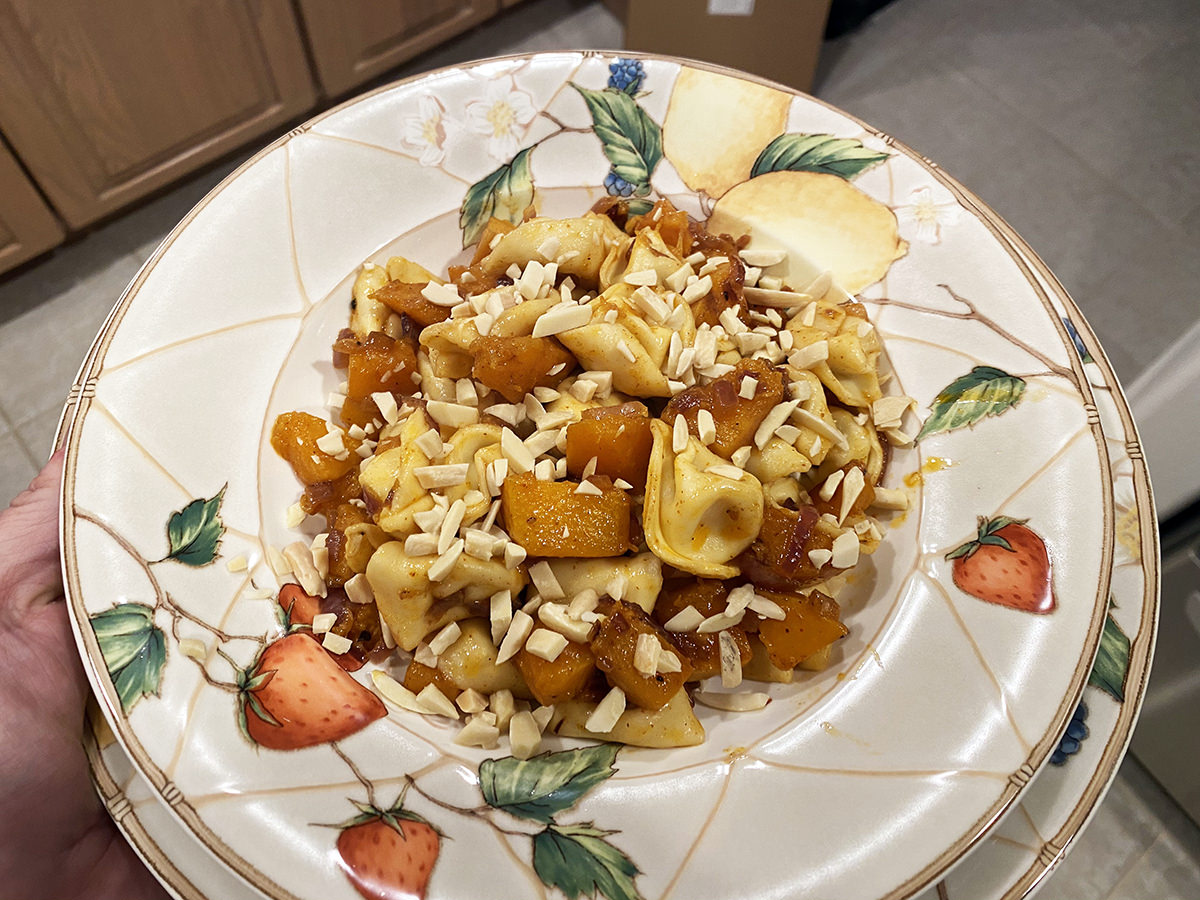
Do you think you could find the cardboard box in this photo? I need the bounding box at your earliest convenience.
[622,0,831,94]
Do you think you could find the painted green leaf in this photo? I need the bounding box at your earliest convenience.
[459,147,536,248]
[571,85,662,196]
[751,133,889,180]
[623,198,655,218]
[165,485,226,566]
[916,366,1026,441]
[1089,611,1130,702]
[91,604,166,712]
[533,824,642,900]
[479,744,619,823]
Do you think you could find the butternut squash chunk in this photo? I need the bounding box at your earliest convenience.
[738,501,837,592]
[662,358,785,458]
[371,280,450,328]
[471,335,576,403]
[590,601,692,710]
[756,590,847,669]
[565,403,653,490]
[515,640,597,706]
[271,411,361,485]
[653,579,751,680]
[501,472,632,557]
[403,660,461,701]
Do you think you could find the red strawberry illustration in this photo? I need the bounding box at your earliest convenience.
[238,632,386,750]
[278,582,322,627]
[336,796,441,900]
[276,583,368,672]
[946,516,1055,613]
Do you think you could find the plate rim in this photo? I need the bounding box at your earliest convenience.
[59,49,1119,900]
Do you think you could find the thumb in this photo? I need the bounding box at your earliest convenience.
[0,449,66,615]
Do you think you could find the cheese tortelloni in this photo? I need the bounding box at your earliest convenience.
[557,284,696,398]
[414,350,457,403]
[350,262,390,338]
[480,214,631,290]
[440,424,501,522]
[490,293,559,338]
[545,381,632,423]
[808,407,886,488]
[621,227,686,287]
[787,299,883,410]
[547,553,663,614]
[359,407,437,537]
[366,540,527,652]
[385,255,438,285]
[747,437,813,485]
[782,369,840,469]
[643,420,764,578]
[419,316,480,379]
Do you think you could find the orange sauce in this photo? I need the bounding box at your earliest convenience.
[903,456,957,487]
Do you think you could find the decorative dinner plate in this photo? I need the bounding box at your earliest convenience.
[62,53,1118,900]
[72,226,1158,900]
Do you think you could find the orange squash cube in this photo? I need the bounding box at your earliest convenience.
[756,590,848,670]
[515,640,597,706]
[662,358,784,458]
[270,411,360,485]
[565,403,653,491]
[590,601,692,710]
[501,472,632,557]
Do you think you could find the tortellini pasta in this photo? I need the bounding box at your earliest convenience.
[547,553,663,614]
[787,298,883,409]
[643,420,764,578]
[557,284,697,397]
[481,214,631,289]
[358,407,438,537]
[366,540,527,651]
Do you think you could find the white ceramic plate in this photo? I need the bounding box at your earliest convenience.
[63,53,1116,900]
[74,230,1157,900]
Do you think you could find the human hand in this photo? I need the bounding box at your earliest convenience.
[0,451,169,900]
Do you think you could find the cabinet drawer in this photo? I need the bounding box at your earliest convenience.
[298,0,498,97]
[0,137,64,274]
[0,0,316,228]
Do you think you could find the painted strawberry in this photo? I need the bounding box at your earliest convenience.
[237,632,386,750]
[336,796,441,900]
[946,516,1055,613]
[277,583,322,628]
[276,583,370,672]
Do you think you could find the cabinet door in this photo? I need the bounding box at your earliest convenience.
[298,0,498,98]
[0,138,64,274]
[0,0,316,229]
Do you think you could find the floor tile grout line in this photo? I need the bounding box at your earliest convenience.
[0,402,38,470]
[942,67,1178,234]
[1101,832,1164,899]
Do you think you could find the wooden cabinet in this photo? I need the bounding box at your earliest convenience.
[0,0,526,276]
[0,0,316,229]
[297,0,498,97]
[0,138,64,271]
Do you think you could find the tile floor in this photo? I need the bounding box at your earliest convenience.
[1,0,1197,896]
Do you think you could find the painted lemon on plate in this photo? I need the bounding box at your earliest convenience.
[709,170,908,294]
[663,68,791,199]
